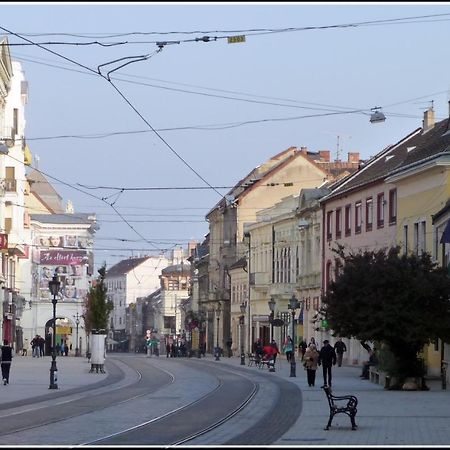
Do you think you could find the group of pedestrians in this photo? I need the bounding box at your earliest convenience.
[30,335,45,358]
[298,337,348,388]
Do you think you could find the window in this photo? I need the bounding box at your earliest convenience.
[403,225,408,254]
[326,211,333,240]
[355,201,362,233]
[419,221,426,254]
[413,222,419,255]
[345,204,351,236]
[389,188,397,224]
[325,260,333,292]
[335,208,342,239]
[13,108,18,136]
[366,197,373,232]
[4,218,12,234]
[377,193,385,228]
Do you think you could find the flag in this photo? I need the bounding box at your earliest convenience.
[441,219,450,244]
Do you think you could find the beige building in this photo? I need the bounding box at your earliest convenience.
[207,146,360,354]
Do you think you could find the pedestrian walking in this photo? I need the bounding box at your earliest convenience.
[334,338,347,367]
[318,339,337,387]
[226,337,233,358]
[283,336,294,362]
[303,343,320,386]
[269,339,280,363]
[253,338,264,364]
[38,335,45,357]
[31,335,40,358]
[0,339,13,385]
[298,340,307,361]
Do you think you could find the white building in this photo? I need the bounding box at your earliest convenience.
[0,42,31,349]
[23,212,97,355]
[105,254,170,348]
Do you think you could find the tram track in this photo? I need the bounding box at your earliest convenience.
[0,355,302,446]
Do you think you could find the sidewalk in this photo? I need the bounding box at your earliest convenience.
[0,354,109,405]
[213,353,450,446]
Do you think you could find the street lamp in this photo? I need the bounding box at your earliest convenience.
[288,294,301,378]
[48,275,61,389]
[215,302,222,361]
[268,297,276,341]
[240,301,247,365]
[74,312,80,356]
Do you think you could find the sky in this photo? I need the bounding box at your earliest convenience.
[2,1,450,271]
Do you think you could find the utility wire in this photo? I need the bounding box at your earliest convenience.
[6,12,450,40]
[0,25,225,249]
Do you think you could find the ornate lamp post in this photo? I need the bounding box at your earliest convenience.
[215,302,222,361]
[240,301,247,365]
[48,275,61,389]
[288,294,301,378]
[74,312,80,356]
[268,297,276,341]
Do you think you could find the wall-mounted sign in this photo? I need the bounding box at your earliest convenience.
[40,250,88,266]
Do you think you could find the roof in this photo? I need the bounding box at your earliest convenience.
[321,128,423,201]
[106,256,151,278]
[206,147,304,217]
[30,213,96,225]
[389,116,450,175]
[229,256,247,270]
[322,112,450,203]
[161,263,191,276]
[27,169,64,213]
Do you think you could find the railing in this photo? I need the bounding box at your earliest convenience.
[4,179,16,192]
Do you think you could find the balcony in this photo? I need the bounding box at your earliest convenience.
[249,272,270,286]
[298,272,321,288]
[4,179,16,192]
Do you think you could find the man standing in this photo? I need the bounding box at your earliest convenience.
[318,340,337,387]
[334,338,347,367]
[0,340,13,385]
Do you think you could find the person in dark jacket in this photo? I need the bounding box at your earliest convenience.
[318,340,337,387]
[334,338,347,367]
[1,339,13,385]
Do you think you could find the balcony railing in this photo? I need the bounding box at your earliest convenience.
[4,179,16,192]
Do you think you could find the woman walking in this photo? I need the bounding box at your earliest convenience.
[283,335,294,362]
[303,343,320,387]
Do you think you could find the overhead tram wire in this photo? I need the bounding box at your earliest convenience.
[0,26,224,251]
[0,26,225,199]
[6,12,450,41]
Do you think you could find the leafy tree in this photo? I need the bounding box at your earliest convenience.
[83,264,113,333]
[322,245,450,384]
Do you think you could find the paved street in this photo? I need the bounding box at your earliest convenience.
[217,353,450,446]
[0,352,449,446]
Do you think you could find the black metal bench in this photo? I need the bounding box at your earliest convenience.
[322,385,358,430]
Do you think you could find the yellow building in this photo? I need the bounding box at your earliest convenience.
[386,107,450,377]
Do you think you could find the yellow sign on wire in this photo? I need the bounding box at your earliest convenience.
[228,35,246,44]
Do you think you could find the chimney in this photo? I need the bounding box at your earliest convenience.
[319,150,331,162]
[347,152,360,164]
[299,146,308,155]
[422,107,435,133]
